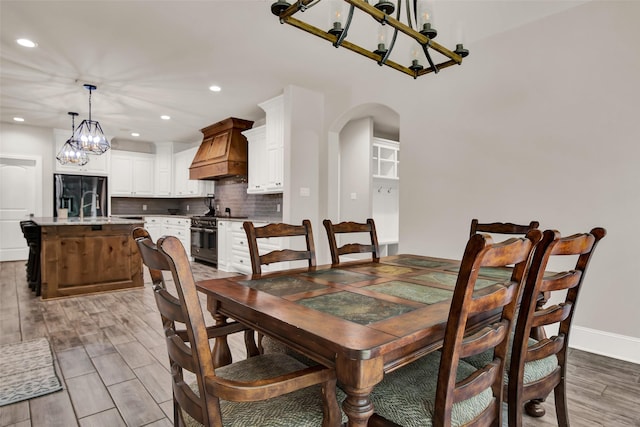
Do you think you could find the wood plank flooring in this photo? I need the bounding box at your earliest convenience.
[1,260,639,427]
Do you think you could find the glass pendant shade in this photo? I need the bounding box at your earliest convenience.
[56,111,89,166]
[72,119,109,154]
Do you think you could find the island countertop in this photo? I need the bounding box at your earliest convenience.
[31,216,144,226]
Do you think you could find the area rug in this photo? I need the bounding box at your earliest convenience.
[0,338,62,406]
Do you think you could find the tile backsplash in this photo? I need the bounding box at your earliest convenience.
[111,177,282,219]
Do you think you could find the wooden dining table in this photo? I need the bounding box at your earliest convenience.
[196,254,514,427]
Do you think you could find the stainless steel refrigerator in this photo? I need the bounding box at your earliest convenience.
[53,174,108,218]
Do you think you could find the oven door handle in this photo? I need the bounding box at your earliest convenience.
[191,227,206,232]
[204,229,216,233]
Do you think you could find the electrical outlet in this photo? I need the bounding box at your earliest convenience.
[142,204,147,211]
[277,203,281,212]
[186,205,190,211]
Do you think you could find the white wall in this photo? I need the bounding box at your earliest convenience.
[318,1,640,362]
[283,85,325,260]
[339,117,373,223]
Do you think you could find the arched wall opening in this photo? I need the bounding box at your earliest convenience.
[326,103,400,257]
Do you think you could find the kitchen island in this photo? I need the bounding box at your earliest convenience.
[31,217,144,299]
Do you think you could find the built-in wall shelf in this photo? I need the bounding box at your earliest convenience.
[372,138,399,180]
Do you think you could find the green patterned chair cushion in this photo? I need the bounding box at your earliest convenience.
[464,337,558,385]
[182,353,346,427]
[368,352,493,427]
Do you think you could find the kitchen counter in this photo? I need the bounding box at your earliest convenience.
[31,217,144,299]
[31,216,145,226]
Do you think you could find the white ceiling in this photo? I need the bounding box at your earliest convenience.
[0,0,586,145]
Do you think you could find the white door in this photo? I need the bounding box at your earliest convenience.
[0,155,41,261]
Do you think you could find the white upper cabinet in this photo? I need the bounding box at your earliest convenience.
[174,146,214,197]
[53,128,111,175]
[244,125,267,194]
[110,151,155,196]
[154,142,173,196]
[234,94,286,195]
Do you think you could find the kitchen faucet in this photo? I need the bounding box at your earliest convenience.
[80,191,99,220]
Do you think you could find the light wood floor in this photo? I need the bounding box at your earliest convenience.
[1,260,639,427]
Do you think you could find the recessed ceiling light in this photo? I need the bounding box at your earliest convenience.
[161,115,171,120]
[209,85,221,92]
[131,132,140,137]
[16,38,37,48]
[13,117,25,122]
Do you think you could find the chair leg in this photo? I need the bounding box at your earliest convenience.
[554,381,570,427]
[524,399,546,417]
[508,396,523,427]
[244,330,260,357]
[173,398,181,427]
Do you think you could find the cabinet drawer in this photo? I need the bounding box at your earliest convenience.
[163,217,190,227]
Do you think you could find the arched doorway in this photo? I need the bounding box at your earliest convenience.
[327,103,400,257]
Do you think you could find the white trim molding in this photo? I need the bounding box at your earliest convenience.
[569,326,640,365]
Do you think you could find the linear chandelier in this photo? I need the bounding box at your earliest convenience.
[271,0,468,79]
[56,112,89,166]
[72,84,110,155]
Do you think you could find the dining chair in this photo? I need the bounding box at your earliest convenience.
[243,220,319,359]
[322,218,380,265]
[470,218,540,238]
[243,219,316,275]
[368,230,542,427]
[133,228,344,427]
[136,227,250,351]
[506,227,606,426]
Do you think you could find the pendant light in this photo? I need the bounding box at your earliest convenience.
[56,112,89,166]
[72,84,110,154]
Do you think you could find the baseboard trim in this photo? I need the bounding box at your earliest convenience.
[569,326,640,364]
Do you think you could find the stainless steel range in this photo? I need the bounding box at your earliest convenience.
[191,216,218,265]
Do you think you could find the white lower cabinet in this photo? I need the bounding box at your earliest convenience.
[217,220,282,274]
[144,216,191,257]
[143,217,164,242]
[217,220,230,272]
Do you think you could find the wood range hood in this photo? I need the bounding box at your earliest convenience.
[189,117,254,180]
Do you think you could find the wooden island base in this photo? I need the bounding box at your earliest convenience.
[40,222,143,299]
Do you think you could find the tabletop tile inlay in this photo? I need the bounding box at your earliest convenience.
[354,264,415,275]
[301,269,377,285]
[413,271,498,289]
[363,281,453,304]
[444,266,513,280]
[298,292,417,325]
[238,276,326,296]
[389,258,456,269]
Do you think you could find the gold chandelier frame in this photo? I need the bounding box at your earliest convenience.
[271,0,468,79]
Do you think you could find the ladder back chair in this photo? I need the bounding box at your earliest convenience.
[133,229,344,427]
[242,220,319,359]
[368,230,542,427]
[322,218,380,265]
[507,227,606,426]
[470,219,540,238]
[243,220,316,275]
[136,227,259,362]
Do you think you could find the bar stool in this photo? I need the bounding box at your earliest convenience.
[20,220,41,295]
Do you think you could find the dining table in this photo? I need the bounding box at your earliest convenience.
[196,254,516,427]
